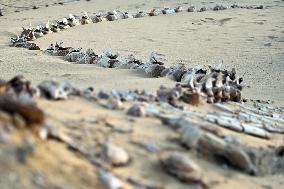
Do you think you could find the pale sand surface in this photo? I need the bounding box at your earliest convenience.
[0,0,284,189]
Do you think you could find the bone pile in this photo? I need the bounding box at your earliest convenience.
[90,82,284,142]
[44,43,244,104]
[158,112,284,176]
[10,3,264,50]
[205,103,284,139]
[10,35,40,50]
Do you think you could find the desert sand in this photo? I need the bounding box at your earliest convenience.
[0,0,283,189]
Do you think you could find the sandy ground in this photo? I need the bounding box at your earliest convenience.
[0,0,283,104]
[0,0,284,189]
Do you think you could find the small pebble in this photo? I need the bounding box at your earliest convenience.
[127,104,146,117]
[188,6,195,12]
[98,91,110,99]
[32,6,39,10]
[16,137,35,163]
[160,151,206,186]
[101,142,130,166]
[146,142,160,153]
[39,127,48,140]
[175,6,183,13]
[99,169,124,189]
[105,97,123,110]
[199,6,207,12]
[180,125,202,148]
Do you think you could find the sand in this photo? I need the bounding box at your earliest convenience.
[0,0,284,189]
[1,0,283,104]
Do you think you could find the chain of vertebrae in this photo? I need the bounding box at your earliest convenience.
[10,4,264,104]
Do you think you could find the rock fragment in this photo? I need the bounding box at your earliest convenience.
[149,9,160,16]
[127,104,146,117]
[174,6,183,13]
[160,152,207,188]
[187,6,195,12]
[92,14,103,23]
[98,169,124,189]
[106,11,118,21]
[162,7,175,14]
[67,14,80,27]
[134,11,147,18]
[197,132,257,175]
[180,125,202,148]
[81,12,91,24]
[199,6,207,12]
[213,5,227,11]
[98,90,111,99]
[37,80,70,100]
[127,177,164,189]
[149,52,164,65]
[105,97,123,110]
[0,76,45,127]
[101,142,130,166]
[156,85,186,108]
[121,12,132,19]
[180,90,201,105]
[0,96,44,126]
[51,22,60,32]
[145,64,166,77]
